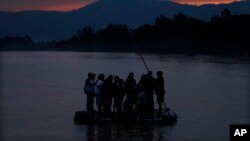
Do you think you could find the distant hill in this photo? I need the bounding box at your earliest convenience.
[1,0,250,41]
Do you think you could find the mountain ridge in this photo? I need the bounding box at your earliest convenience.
[1,0,250,41]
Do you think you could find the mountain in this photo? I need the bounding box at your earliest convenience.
[1,0,250,41]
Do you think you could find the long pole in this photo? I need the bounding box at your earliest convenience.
[135,45,150,72]
[129,30,150,72]
[163,101,170,115]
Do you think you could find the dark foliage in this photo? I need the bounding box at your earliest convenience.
[1,9,250,55]
[0,35,33,51]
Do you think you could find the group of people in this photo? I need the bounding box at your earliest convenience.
[84,71,165,114]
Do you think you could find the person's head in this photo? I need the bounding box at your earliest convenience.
[98,73,105,81]
[91,73,96,79]
[157,71,163,77]
[148,71,153,77]
[128,72,134,79]
[88,72,92,78]
[107,75,114,82]
[114,76,120,82]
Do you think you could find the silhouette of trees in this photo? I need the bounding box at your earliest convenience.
[71,26,96,43]
[154,15,174,37]
[221,8,231,18]
[0,35,33,51]
[1,9,250,55]
[96,24,131,43]
[134,24,155,42]
[68,9,250,55]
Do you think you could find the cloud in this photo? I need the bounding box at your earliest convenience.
[0,0,96,12]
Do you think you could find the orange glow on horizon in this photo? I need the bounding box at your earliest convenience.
[169,0,242,6]
[0,0,244,12]
[6,0,97,12]
[42,1,95,11]
[44,0,244,11]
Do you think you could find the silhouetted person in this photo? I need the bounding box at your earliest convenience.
[155,71,165,114]
[118,79,125,112]
[103,75,114,113]
[113,76,120,112]
[84,72,96,112]
[123,72,137,112]
[95,73,105,112]
[144,71,155,113]
[113,77,125,113]
[134,74,148,114]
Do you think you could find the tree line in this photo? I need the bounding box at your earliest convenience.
[1,9,250,55]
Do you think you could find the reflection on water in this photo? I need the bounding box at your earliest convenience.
[83,124,170,141]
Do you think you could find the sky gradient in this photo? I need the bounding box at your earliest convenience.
[170,0,241,5]
[0,0,243,12]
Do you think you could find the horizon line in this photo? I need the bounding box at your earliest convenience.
[0,0,244,13]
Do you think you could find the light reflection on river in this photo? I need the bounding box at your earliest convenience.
[1,52,250,141]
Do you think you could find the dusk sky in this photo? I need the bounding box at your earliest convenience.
[0,0,243,12]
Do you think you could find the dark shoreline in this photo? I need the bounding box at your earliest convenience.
[1,10,250,56]
[1,50,250,58]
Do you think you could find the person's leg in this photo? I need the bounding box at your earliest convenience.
[123,100,128,112]
[103,104,108,114]
[127,95,132,112]
[158,100,162,114]
[129,100,135,113]
[157,94,164,113]
[151,97,154,112]
[97,104,102,112]
[113,99,116,112]
[108,96,112,112]
[87,94,94,112]
[147,93,154,112]
[117,102,122,113]
[86,94,91,112]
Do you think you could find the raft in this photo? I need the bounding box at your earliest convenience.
[74,109,177,124]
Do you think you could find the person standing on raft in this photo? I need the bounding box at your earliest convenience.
[124,72,137,113]
[144,71,156,113]
[102,75,114,113]
[155,71,165,114]
[84,72,96,113]
[95,73,105,112]
[113,76,125,113]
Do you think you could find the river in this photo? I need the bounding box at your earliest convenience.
[1,52,249,141]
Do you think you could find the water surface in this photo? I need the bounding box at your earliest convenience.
[1,52,250,141]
